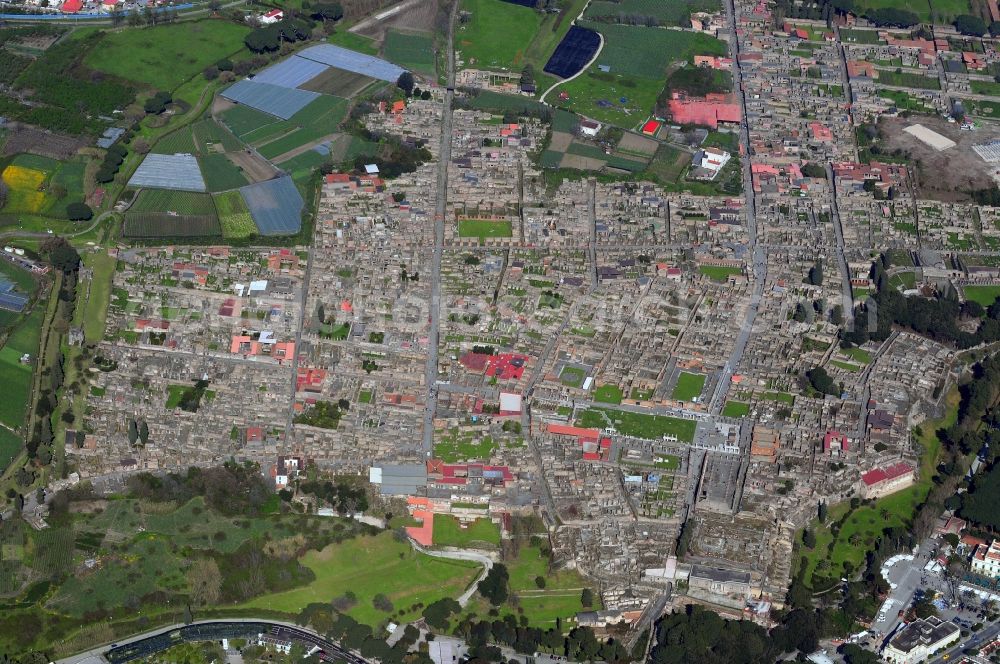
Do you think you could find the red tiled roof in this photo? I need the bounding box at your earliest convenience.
[861,462,913,487]
[547,424,601,442]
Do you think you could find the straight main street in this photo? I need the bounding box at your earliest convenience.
[422,0,458,455]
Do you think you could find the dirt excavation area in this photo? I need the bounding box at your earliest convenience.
[878,114,1000,202]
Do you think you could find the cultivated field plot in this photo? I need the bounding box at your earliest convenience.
[213,190,257,239]
[128,153,206,192]
[200,153,249,192]
[191,119,244,153]
[383,29,436,76]
[543,25,601,78]
[130,189,217,215]
[219,105,281,139]
[299,66,378,97]
[84,21,250,90]
[617,131,660,157]
[297,43,406,82]
[457,0,541,69]
[122,212,222,238]
[0,126,86,159]
[240,176,304,235]
[583,0,721,27]
[256,96,350,160]
[221,80,321,120]
[0,154,87,218]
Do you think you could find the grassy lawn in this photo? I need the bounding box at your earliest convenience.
[721,401,750,418]
[0,427,22,472]
[458,218,513,238]
[555,68,663,129]
[577,407,696,441]
[85,21,250,90]
[434,429,497,462]
[762,391,795,405]
[559,366,586,387]
[0,300,44,431]
[630,387,654,400]
[876,70,941,90]
[963,285,1000,307]
[551,22,725,128]
[671,372,705,401]
[654,454,680,469]
[433,515,501,548]
[699,264,742,281]
[383,30,436,76]
[81,252,116,344]
[457,0,541,70]
[829,359,861,372]
[240,533,480,626]
[839,346,872,364]
[463,543,596,628]
[327,30,379,55]
[592,384,623,404]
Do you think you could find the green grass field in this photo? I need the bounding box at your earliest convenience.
[699,265,742,281]
[839,346,872,364]
[384,30,436,76]
[581,21,726,78]
[877,69,941,90]
[671,372,705,401]
[254,96,349,160]
[220,105,280,139]
[130,189,216,215]
[721,401,750,417]
[458,218,513,238]
[327,30,379,55]
[241,533,480,626]
[577,407,696,441]
[200,153,248,192]
[214,190,256,239]
[81,251,116,344]
[0,301,43,431]
[593,384,623,404]
[964,285,1000,307]
[434,429,497,462]
[85,21,250,90]
[457,0,541,70]
[0,427,22,472]
[584,0,720,26]
[433,515,501,548]
[469,543,596,628]
[553,22,725,129]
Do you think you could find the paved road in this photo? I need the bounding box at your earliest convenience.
[421,1,458,455]
[286,244,314,434]
[929,622,1000,664]
[826,162,855,330]
[709,0,764,416]
[56,619,371,664]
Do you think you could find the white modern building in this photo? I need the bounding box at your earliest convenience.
[881,616,960,664]
[972,539,1000,579]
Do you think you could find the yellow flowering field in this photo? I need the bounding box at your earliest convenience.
[1,164,50,214]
